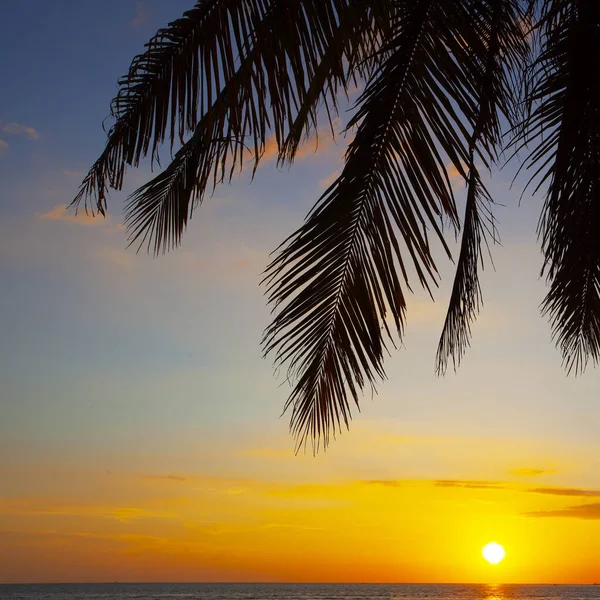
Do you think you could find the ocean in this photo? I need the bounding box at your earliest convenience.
[0,584,599,600]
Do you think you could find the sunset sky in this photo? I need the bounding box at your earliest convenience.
[1,0,600,585]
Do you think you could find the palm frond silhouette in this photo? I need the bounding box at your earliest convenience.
[73,0,600,450]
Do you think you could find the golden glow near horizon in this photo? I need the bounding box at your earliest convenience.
[483,542,506,565]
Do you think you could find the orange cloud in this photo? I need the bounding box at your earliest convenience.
[319,168,342,189]
[294,129,337,159]
[261,135,279,162]
[529,487,600,497]
[1,122,40,140]
[37,204,108,226]
[446,161,467,191]
[525,502,600,519]
[63,169,85,178]
[144,475,189,482]
[510,468,557,477]
[0,140,7,157]
[363,479,406,488]
[434,479,506,490]
[0,498,173,522]
[101,247,135,270]
[131,2,150,27]
[253,124,342,165]
[447,164,462,180]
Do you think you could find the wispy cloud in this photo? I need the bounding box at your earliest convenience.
[364,479,600,498]
[36,204,110,226]
[362,479,506,491]
[0,498,174,522]
[363,480,406,488]
[100,247,135,270]
[446,161,468,191]
[256,123,343,164]
[0,140,8,157]
[364,478,512,492]
[144,475,189,482]
[509,468,557,477]
[528,487,600,497]
[1,122,40,140]
[525,502,600,520]
[318,168,342,189]
[131,2,151,28]
[63,169,85,179]
[434,479,505,490]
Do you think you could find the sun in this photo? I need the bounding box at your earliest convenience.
[482,542,506,565]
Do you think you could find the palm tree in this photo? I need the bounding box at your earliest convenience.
[74,0,600,451]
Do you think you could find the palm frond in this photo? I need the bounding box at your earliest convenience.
[74,0,236,216]
[279,1,395,164]
[436,0,529,374]
[263,0,492,450]
[516,0,600,373]
[77,0,397,255]
[73,0,600,453]
[73,0,363,217]
[124,99,227,255]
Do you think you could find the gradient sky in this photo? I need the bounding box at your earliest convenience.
[1,0,600,585]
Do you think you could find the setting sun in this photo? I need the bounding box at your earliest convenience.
[482,542,506,565]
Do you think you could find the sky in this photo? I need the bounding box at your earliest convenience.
[1,0,600,586]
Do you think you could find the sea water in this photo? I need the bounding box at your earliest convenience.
[1,583,599,600]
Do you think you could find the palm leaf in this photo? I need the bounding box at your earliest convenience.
[73,0,600,453]
[263,0,492,450]
[73,0,362,216]
[76,0,398,256]
[436,0,529,374]
[516,0,600,373]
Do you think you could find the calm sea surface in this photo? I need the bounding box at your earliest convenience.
[1,584,599,600]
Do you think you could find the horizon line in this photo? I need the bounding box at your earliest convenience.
[1,581,598,586]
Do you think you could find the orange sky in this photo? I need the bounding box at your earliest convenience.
[3,422,600,583]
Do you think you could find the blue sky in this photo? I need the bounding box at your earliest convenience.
[1,0,600,584]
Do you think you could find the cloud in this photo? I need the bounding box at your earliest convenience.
[363,480,406,488]
[101,247,135,270]
[362,479,600,498]
[36,204,109,226]
[1,122,40,140]
[346,82,363,96]
[362,479,506,491]
[528,487,600,497]
[319,168,342,189]
[447,163,463,181]
[144,475,189,482]
[525,503,600,520]
[509,468,557,477]
[0,498,173,522]
[294,129,338,159]
[259,135,279,162]
[63,169,85,179]
[253,123,343,165]
[446,162,467,191]
[0,529,167,549]
[0,140,7,157]
[132,2,151,28]
[434,479,505,490]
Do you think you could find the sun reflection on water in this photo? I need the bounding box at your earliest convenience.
[482,583,512,600]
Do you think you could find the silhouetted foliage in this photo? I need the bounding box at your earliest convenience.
[74,0,600,450]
